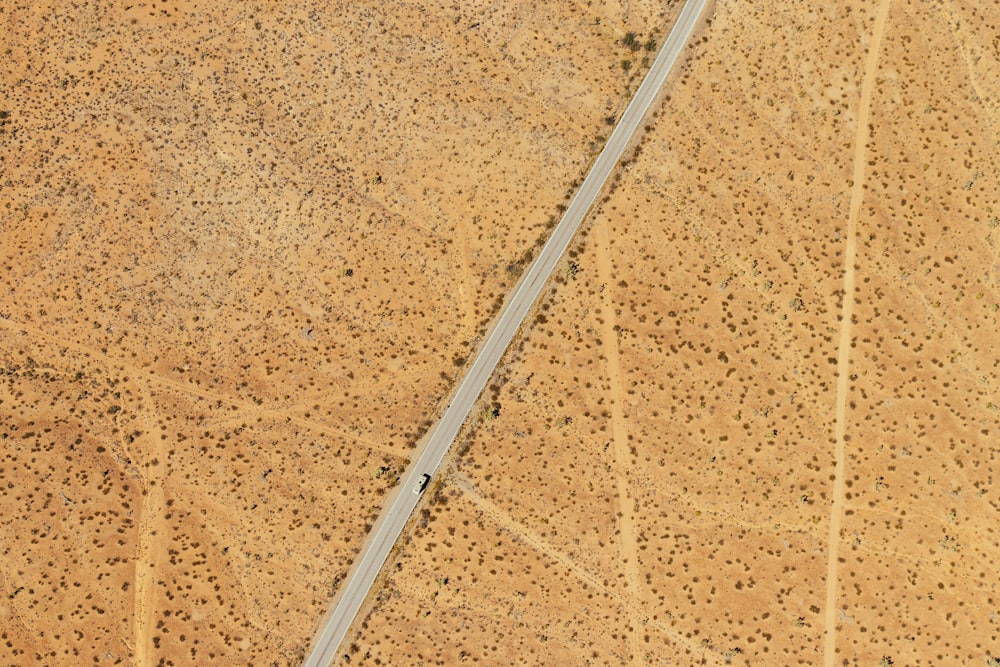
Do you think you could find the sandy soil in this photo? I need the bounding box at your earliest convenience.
[825,0,893,661]
[829,0,1000,663]
[0,0,673,664]
[347,0,999,665]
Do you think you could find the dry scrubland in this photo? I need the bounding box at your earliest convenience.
[350,0,1000,665]
[0,0,664,664]
[0,338,395,664]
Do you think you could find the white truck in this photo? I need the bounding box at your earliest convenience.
[412,473,431,495]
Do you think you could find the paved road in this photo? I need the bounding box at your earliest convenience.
[303,1,708,664]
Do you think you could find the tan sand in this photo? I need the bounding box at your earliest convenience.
[1,0,681,664]
[346,0,999,665]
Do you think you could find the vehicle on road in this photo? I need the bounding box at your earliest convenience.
[301,2,708,662]
[412,473,431,495]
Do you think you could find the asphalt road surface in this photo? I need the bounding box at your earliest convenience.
[303,1,708,663]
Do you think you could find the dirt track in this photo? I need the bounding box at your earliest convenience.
[594,217,644,660]
[823,0,893,664]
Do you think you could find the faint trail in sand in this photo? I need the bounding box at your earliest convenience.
[938,0,994,133]
[593,218,644,659]
[453,215,478,335]
[0,316,397,457]
[449,472,611,600]
[126,381,164,667]
[448,471,724,664]
[824,1,891,665]
[131,492,157,667]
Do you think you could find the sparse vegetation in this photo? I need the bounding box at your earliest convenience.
[350,1,998,664]
[3,0,996,664]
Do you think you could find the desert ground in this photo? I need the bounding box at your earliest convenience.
[346,0,1000,665]
[1,0,674,664]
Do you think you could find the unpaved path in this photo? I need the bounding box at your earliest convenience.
[593,218,645,658]
[0,315,401,658]
[0,316,393,456]
[449,472,615,601]
[130,481,159,667]
[126,380,166,667]
[448,471,724,664]
[453,214,478,335]
[823,1,891,664]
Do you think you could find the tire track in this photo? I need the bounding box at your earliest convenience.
[448,471,724,664]
[939,0,996,136]
[824,1,891,664]
[593,217,645,660]
[448,472,611,604]
[453,214,478,336]
[0,316,395,457]
[126,380,164,667]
